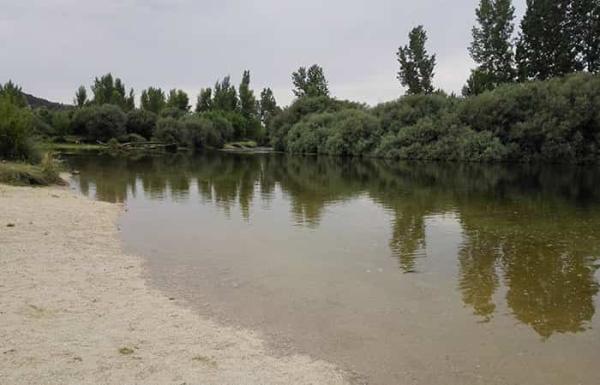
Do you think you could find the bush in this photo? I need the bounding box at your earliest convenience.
[126,109,157,140]
[153,117,188,147]
[269,96,365,151]
[0,95,39,162]
[182,116,224,149]
[72,104,126,143]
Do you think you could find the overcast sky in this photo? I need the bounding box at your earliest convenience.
[0,0,526,107]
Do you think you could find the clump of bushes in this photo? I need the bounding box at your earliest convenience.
[273,72,600,164]
[0,94,39,162]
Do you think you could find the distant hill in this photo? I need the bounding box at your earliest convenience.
[22,92,72,110]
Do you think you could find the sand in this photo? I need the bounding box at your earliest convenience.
[0,184,349,385]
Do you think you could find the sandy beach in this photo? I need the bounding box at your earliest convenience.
[0,184,349,385]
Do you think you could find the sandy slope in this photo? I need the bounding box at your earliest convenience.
[0,184,348,385]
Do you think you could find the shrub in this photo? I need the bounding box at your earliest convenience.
[183,116,224,149]
[153,117,188,147]
[126,109,157,140]
[73,104,126,143]
[0,95,39,162]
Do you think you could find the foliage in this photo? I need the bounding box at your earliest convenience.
[397,26,436,95]
[0,160,62,186]
[153,117,188,146]
[141,87,166,114]
[292,65,330,98]
[166,89,190,111]
[0,94,38,162]
[259,87,280,128]
[269,96,365,151]
[275,73,600,164]
[83,104,127,142]
[195,88,213,113]
[213,76,238,112]
[286,109,381,156]
[90,73,134,111]
[74,85,88,107]
[467,0,516,94]
[183,116,224,149]
[125,109,157,140]
[239,70,258,119]
[0,81,28,108]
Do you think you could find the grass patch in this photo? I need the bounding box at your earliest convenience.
[223,141,258,150]
[40,142,106,152]
[118,347,135,355]
[0,154,64,186]
[192,355,218,367]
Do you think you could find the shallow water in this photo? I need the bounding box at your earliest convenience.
[66,151,600,385]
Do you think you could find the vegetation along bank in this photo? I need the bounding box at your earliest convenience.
[1,0,599,166]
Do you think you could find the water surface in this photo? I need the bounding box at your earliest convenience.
[66,152,600,385]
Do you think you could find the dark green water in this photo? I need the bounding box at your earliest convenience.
[65,151,600,385]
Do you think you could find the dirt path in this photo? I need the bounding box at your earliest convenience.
[0,184,349,385]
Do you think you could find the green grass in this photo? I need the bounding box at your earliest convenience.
[223,141,258,150]
[0,155,64,186]
[40,142,106,152]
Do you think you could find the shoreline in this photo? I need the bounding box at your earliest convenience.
[0,183,349,385]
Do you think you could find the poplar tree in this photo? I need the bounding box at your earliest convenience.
[516,0,580,80]
[397,26,436,94]
[166,89,190,111]
[140,87,166,114]
[195,88,213,113]
[239,70,257,119]
[466,0,516,94]
[572,0,600,73]
[292,65,329,98]
[74,86,87,107]
[259,88,279,127]
[213,76,238,111]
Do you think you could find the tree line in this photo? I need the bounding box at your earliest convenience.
[1,0,599,164]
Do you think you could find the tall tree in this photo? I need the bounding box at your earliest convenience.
[292,65,329,98]
[259,88,280,127]
[397,26,436,94]
[516,0,581,80]
[213,76,238,111]
[195,88,213,113]
[140,87,166,114]
[466,0,516,95]
[166,89,190,111]
[239,70,258,119]
[74,85,88,107]
[90,73,134,110]
[0,80,27,107]
[572,0,600,73]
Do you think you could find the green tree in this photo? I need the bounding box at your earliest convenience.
[516,0,581,80]
[259,88,280,127]
[466,0,516,95]
[126,109,157,140]
[84,104,126,142]
[74,85,87,107]
[0,93,37,161]
[239,70,258,119]
[195,88,213,112]
[0,80,27,108]
[292,65,330,98]
[90,73,134,111]
[572,0,600,73]
[140,87,166,114]
[397,26,436,94]
[166,89,190,111]
[213,76,238,111]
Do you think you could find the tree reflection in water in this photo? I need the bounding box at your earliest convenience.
[66,151,600,338]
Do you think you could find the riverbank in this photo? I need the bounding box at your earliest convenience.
[0,184,348,385]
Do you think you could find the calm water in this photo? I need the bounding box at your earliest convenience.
[65,151,600,385]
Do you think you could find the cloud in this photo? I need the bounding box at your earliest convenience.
[0,0,527,106]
